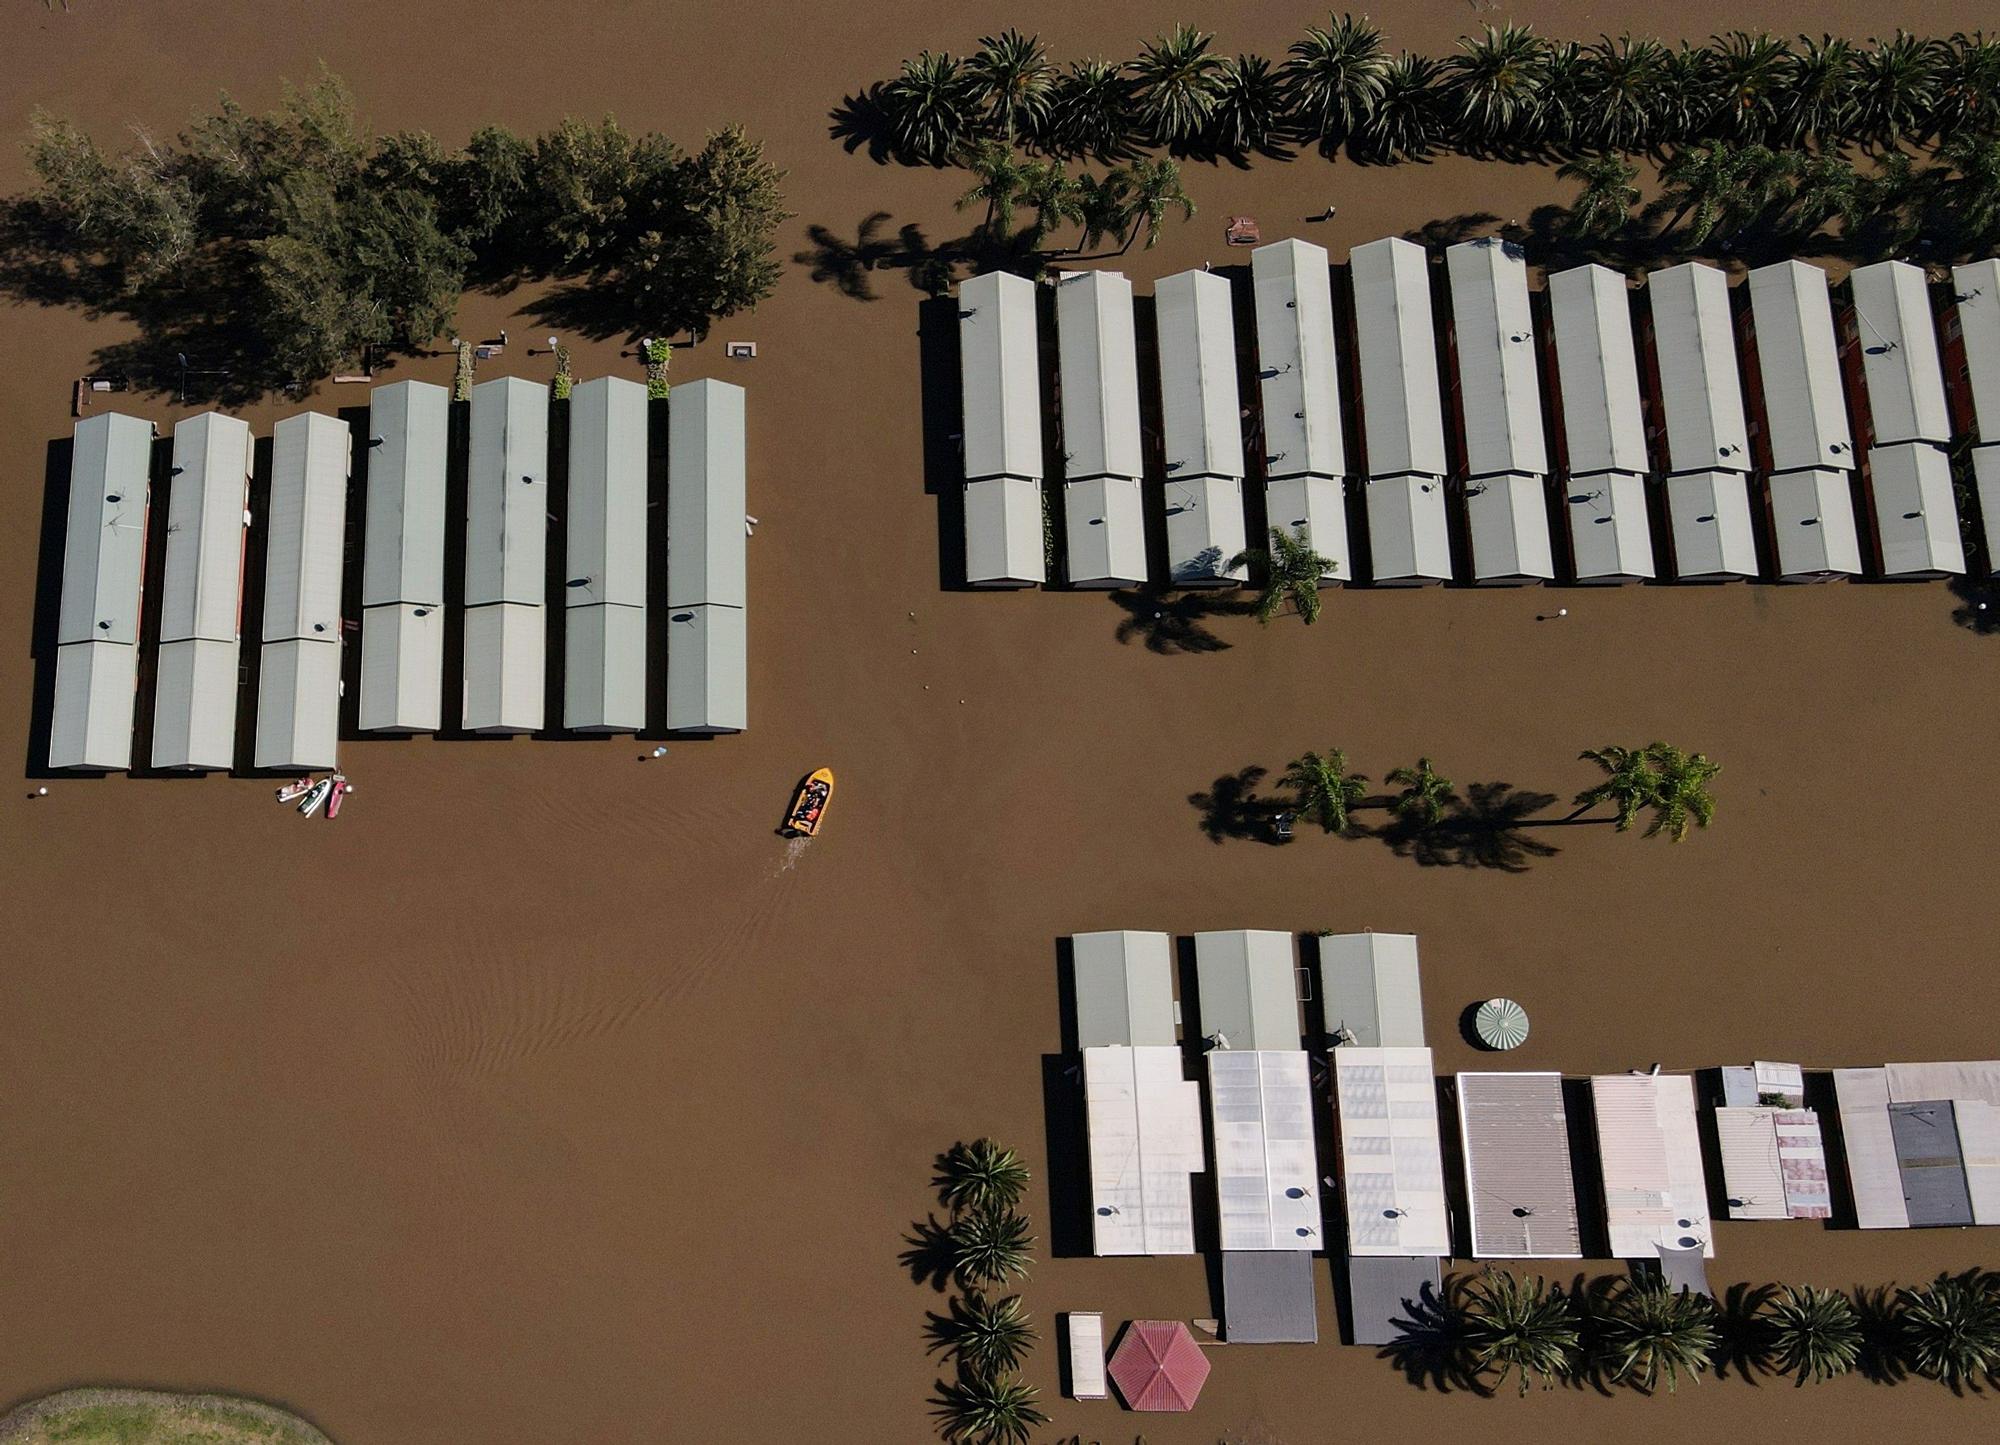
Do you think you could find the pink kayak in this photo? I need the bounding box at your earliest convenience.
[326,776,351,819]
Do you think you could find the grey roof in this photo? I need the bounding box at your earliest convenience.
[1264,474,1349,583]
[1659,1244,1713,1299]
[1869,441,1965,577]
[362,379,449,607]
[665,602,747,733]
[59,412,152,647]
[958,270,1043,481]
[150,637,238,771]
[1155,268,1245,480]
[1071,930,1177,1049]
[1975,446,2000,575]
[1456,1071,1582,1258]
[262,411,351,642]
[1648,262,1751,474]
[564,603,647,732]
[1768,468,1864,579]
[1347,1255,1440,1346]
[48,640,137,770]
[1319,932,1425,1046]
[1446,238,1547,479]
[1465,472,1555,583]
[1564,471,1656,581]
[567,375,649,608]
[1665,470,1758,580]
[1062,476,1147,586]
[962,476,1045,586]
[1193,930,1298,1050]
[357,601,444,733]
[460,601,545,734]
[1890,1100,1975,1228]
[252,636,340,769]
[1955,259,2000,440]
[667,377,746,608]
[1056,270,1144,481]
[1223,1250,1319,1343]
[1252,237,1345,480]
[1548,264,1649,476]
[1848,260,1950,445]
[1162,475,1247,585]
[160,413,251,643]
[1350,237,1446,479]
[1363,475,1451,584]
[465,376,548,607]
[1747,260,1854,470]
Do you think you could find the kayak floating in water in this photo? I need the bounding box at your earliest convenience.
[326,775,350,819]
[275,777,314,803]
[782,768,834,837]
[297,778,333,817]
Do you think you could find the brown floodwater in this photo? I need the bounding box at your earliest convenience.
[4,2,2000,1441]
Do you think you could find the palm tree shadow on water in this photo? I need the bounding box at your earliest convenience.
[1189,766,1289,846]
[1111,585,1253,654]
[1378,1276,1487,1394]
[1949,575,2000,635]
[1385,782,1561,873]
[898,1215,959,1293]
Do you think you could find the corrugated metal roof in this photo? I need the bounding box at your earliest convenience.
[564,603,647,732]
[1253,238,1345,480]
[1209,1049,1321,1250]
[1062,476,1148,586]
[361,380,449,608]
[1548,264,1649,476]
[1071,930,1177,1049]
[1849,260,1950,446]
[1056,270,1144,482]
[59,412,152,647]
[1747,260,1854,470]
[1222,1250,1318,1343]
[1319,933,1425,1047]
[667,378,746,609]
[1665,470,1758,580]
[1564,470,1656,581]
[262,411,350,642]
[959,270,1043,481]
[962,476,1045,586]
[1465,473,1555,582]
[665,602,747,733]
[1648,262,1751,474]
[1891,1100,1974,1228]
[567,376,649,609]
[1953,1100,2000,1226]
[1955,259,2000,441]
[1264,474,1349,583]
[1348,1255,1441,1346]
[160,413,250,643]
[1350,237,1446,480]
[1363,475,1451,583]
[1769,467,1864,578]
[1084,1044,1205,1256]
[1162,476,1247,585]
[1447,238,1547,479]
[1156,268,1244,481]
[460,600,544,734]
[1716,1108,1791,1219]
[465,377,548,607]
[1885,1060,2000,1105]
[1193,930,1298,1051]
[1834,1067,1908,1229]
[150,637,237,770]
[1590,1073,1712,1259]
[252,636,340,769]
[48,639,137,770]
[1456,1071,1581,1258]
[357,601,443,733]
[1334,1046,1451,1256]
[1869,441,1964,577]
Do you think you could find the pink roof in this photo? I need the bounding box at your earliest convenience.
[1107,1320,1211,1411]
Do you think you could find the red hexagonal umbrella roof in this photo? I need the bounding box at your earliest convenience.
[1107,1320,1211,1411]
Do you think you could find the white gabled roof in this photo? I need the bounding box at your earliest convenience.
[1849,260,1950,445]
[1446,238,1547,479]
[1319,932,1425,1047]
[963,475,1046,586]
[667,378,746,609]
[1334,1046,1451,1257]
[253,636,340,770]
[1156,268,1245,480]
[465,376,548,608]
[1363,475,1451,583]
[1062,476,1147,587]
[959,270,1043,481]
[358,600,443,733]
[1350,237,1446,479]
[262,411,350,643]
[1456,1071,1582,1258]
[1071,929,1177,1049]
[1748,260,1854,470]
[1590,1073,1712,1259]
[1465,472,1555,582]
[1564,471,1655,581]
[664,602,747,733]
[1210,1050,1321,1251]
[1869,441,1965,577]
[1769,467,1864,578]
[1264,474,1349,582]
[1648,262,1751,474]
[1056,270,1144,482]
[563,602,647,733]
[1975,446,2000,575]
[1665,470,1758,580]
[1548,264,1649,476]
[362,379,449,608]
[60,412,153,647]
[48,639,137,770]
[160,412,251,643]
[568,375,649,609]
[1084,1044,1205,1256]
[150,637,238,771]
[460,600,545,734]
[1162,475,1247,584]
[1253,238,1345,479]
[1955,259,2000,441]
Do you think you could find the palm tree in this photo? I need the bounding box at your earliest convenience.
[1386,757,1455,830]
[1282,14,1390,154]
[932,1372,1048,1445]
[1933,132,2000,256]
[950,1206,1034,1287]
[1281,749,1367,834]
[1464,1270,1581,1396]
[1207,54,1288,157]
[1778,35,1858,147]
[1850,32,1943,150]
[1765,1284,1863,1386]
[934,1292,1038,1375]
[1230,525,1332,623]
[1014,160,1082,249]
[1558,154,1640,237]
[1930,32,2000,141]
[1711,31,1793,143]
[1535,40,1592,155]
[1573,745,1655,828]
[1899,1271,2000,1387]
[1783,152,1866,240]
[1046,59,1135,162]
[955,141,1029,232]
[935,1138,1031,1214]
[1446,23,1549,151]
[885,51,979,165]
[1585,35,1669,154]
[1657,140,1761,244]
[1111,157,1194,252]
[1597,1279,1717,1393]
[1642,741,1720,842]
[1653,42,1724,146]
[963,31,1054,147]
[1130,24,1225,149]
[1355,53,1447,162]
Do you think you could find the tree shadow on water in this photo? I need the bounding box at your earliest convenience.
[1384,782,1560,873]
[1111,585,1250,653]
[1949,574,2000,634]
[1190,766,1289,845]
[899,1215,958,1293]
[1378,1276,1486,1394]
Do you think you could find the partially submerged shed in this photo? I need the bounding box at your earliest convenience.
[1333,1046,1451,1257]
[1056,270,1147,587]
[1548,265,1655,581]
[1589,1073,1712,1261]
[1847,259,1950,446]
[255,411,349,769]
[52,413,153,771]
[567,375,649,732]
[1156,269,1247,584]
[958,270,1042,483]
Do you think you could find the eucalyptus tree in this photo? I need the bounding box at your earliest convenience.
[1777,36,1858,147]
[1712,31,1794,143]
[1446,23,1550,151]
[1556,154,1640,237]
[885,51,980,164]
[1130,24,1226,149]
[1765,1285,1863,1386]
[1281,749,1368,835]
[1207,53,1289,156]
[1045,59,1136,161]
[1282,13,1390,154]
[1586,35,1669,154]
[1849,31,1943,149]
[963,30,1055,146]
[1356,53,1447,162]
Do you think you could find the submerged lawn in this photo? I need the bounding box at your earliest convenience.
[0,1391,331,1445]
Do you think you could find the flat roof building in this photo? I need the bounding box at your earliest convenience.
[1715,1108,1832,1220]
[1747,260,1855,471]
[958,270,1042,483]
[1590,1073,1712,1261]
[1868,441,1964,578]
[1333,1046,1451,1256]
[1455,1071,1582,1258]
[962,475,1045,587]
[1071,930,1177,1049]
[1834,1067,1908,1229]
[1209,1049,1321,1250]
[1253,238,1345,481]
[568,376,649,732]
[1084,1044,1206,1255]
[359,380,448,732]
[1319,932,1425,1047]
[1848,259,1950,446]
[1222,1251,1318,1344]
[1193,929,1299,1050]
[153,413,251,769]
[255,412,349,770]
[1769,467,1865,579]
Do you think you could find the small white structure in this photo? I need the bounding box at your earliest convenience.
[359,379,449,732]
[1664,470,1759,582]
[1951,260,2000,570]
[1549,264,1655,582]
[1768,468,1865,580]
[664,604,747,734]
[1447,238,1553,584]
[958,270,1043,483]
[253,637,342,772]
[1066,1313,1107,1400]
[1333,1046,1451,1256]
[1748,260,1856,471]
[1061,475,1148,588]
[1263,474,1349,585]
[1084,1044,1206,1256]
[1590,1073,1712,1261]
[1868,441,1965,577]
[462,378,546,735]
[1056,270,1147,586]
[1209,1049,1321,1250]
[1071,929,1178,1049]
[1156,269,1246,584]
[50,640,140,772]
[1319,931,1426,1048]
[1253,238,1349,582]
[668,378,749,729]
[1647,262,1751,473]
[962,476,1045,587]
[461,601,545,733]
[153,412,251,769]
[1456,1071,1582,1258]
[1352,238,1450,583]
[1365,476,1452,585]
[255,412,349,770]
[1848,259,1950,446]
[567,375,649,732]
